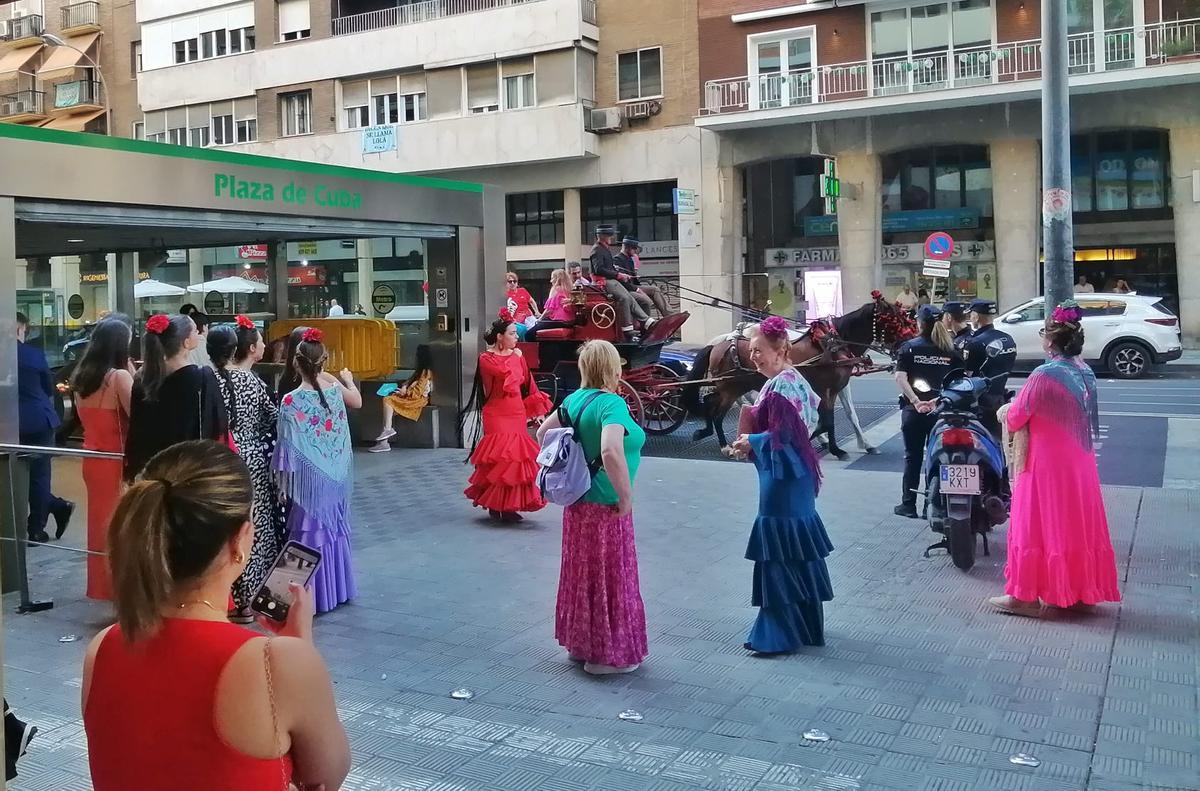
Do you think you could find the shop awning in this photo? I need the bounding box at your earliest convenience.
[37,32,100,79]
[0,44,42,76]
[39,108,104,131]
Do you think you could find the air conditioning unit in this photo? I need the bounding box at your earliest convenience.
[0,21,10,40]
[623,102,652,120]
[588,107,622,133]
[2,99,29,116]
[8,15,42,39]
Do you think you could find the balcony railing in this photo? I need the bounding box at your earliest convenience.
[332,0,545,36]
[53,79,103,110]
[61,1,101,30]
[703,16,1200,116]
[1,13,44,41]
[582,0,596,24]
[0,89,46,118]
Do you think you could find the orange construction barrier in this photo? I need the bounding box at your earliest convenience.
[266,318,397,380]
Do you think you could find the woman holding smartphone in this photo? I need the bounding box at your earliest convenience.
[82,440,350,790]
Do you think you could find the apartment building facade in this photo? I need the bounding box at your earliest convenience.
[126,0,734,339]
[695,0,1200,344]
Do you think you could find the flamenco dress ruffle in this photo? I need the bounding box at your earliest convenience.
[745,434,834,651]
[464,389,552,513]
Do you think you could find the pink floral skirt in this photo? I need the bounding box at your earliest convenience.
[555,502,648,668]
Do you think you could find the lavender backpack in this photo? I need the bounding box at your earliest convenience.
[536,391,605,506]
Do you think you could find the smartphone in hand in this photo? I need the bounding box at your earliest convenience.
[251,541,322,622]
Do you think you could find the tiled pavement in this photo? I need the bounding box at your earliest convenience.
[3,448,1198,791]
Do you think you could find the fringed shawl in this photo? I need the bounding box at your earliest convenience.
[274,386,352,522]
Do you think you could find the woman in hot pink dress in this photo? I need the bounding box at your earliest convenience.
[988,301,1120,617]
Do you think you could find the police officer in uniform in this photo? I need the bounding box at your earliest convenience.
[960,298,1017,439]
[893,305,957,518]
[942,301,972,350]
[589,224,648,340]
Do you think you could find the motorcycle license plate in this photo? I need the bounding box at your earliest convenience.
[940,464,981,495]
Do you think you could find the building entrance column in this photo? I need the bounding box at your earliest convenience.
[991,139,1041,311]
[691,130,738,343]
[1170,127,1200,347]
[834,152,881,309]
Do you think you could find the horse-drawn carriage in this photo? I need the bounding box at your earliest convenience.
[519,281,692,435]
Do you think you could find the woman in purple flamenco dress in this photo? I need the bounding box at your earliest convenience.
[274,328,363,613]
[989,301,1120,617]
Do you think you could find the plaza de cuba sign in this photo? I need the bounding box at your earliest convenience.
[765,240,994,268]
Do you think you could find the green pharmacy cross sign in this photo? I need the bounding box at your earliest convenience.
[819,159,840,216]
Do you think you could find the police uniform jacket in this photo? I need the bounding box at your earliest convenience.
[895,337,956,405]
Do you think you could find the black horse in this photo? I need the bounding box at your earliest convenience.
[681,297,915,459]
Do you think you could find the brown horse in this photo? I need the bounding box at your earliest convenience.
[681,297,917,459]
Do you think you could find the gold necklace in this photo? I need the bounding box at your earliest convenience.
[176,599,222,613]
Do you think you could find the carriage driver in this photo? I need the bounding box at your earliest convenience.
[893,304,957,519]
[589,224,650,341]
[613,236,671,318]
[959,298,1017,440]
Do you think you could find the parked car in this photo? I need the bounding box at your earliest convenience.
[999,294,1182,379]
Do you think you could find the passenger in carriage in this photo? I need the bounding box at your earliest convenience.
[613,236,671,318]
[589,224,648,341]
[568,261,593,288]
[527,269,576,340]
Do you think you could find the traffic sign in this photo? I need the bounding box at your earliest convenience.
[924,231,954,260]
[371,284,396,316]
[922,260,951,278]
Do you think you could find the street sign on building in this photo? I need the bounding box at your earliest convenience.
[672,188,697,215]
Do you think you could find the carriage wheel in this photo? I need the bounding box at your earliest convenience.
[635,364,688,436]
[616,379,645,427]
[591,303,617,330]
[533,373,560,406]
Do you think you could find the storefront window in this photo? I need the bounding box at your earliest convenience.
[881,145,993,217]
[1068,129,1170,218]
[580,181,678,243]
[506,191,564,246]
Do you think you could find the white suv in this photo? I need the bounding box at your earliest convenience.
[999,294,1182,379]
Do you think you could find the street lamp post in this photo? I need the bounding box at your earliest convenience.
[1040,0,1074,317]
[40,33,111,136]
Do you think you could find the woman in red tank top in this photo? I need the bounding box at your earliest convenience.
[82,440,350,791]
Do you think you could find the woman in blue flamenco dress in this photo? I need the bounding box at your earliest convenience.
[274,328,362,613]
[730,317,833,652]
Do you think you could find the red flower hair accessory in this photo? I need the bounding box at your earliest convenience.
[871,290,884,301]
[145,315,170,335]
[498,308,515,323]
[235,314,255,330]
[301,328,324,343]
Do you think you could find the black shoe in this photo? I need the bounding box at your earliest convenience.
[26,530,50,546]
[52,500,75,540]
[893,503,919,519]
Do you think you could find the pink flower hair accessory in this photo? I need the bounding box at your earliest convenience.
[759,315,791,342]
[1052,301,1083,324]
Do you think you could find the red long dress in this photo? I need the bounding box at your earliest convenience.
[464,351,552,513]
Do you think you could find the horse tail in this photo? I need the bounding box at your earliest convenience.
[681,345,713,418]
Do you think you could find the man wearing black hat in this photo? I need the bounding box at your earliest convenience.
[613,236,671,318]
[960,298,1016,439]
[589,225,647,339]
[893,304,957,519]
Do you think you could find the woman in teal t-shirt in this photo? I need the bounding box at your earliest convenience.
[536,341,647,675]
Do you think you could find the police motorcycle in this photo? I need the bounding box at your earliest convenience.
[914,371,1010,571]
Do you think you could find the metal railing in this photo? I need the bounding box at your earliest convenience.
[61,1,100,29]
[332,0,545,36]
[581,0,596,24]
[0,13,44,40]
[0,89,46,119]
[0,444,123,615]
[702,16,1200,116]
[53,79,104,110]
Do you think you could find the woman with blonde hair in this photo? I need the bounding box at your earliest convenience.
[82,440,350,790]
[537,340,648,675]
[527,269,576,339]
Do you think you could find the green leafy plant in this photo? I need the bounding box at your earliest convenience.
[1160,35,1196,58]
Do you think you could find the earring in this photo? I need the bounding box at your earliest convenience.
[234,552,246,565]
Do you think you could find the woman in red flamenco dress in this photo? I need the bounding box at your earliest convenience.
[462,310,553,523]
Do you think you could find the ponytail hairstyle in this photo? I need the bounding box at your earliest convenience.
[233,315,261,364]
[206,325,239,433]
[294,328,331,412]
[275,326,310,401]
[109,440,251,641]
[1046,301,1085,358]
[139,314,196,401]
[930,322,955,354]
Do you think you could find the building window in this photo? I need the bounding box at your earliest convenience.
[212,114,235,145]
[345,104,369,128]
[1070,129,1170,217]
[230,26,255,53]
[617,47,662,101]
[147,131,166,143]
[507,191,565,246]
[200,29,228,59]
[281,90,312,136]
[168,127,187,146]
[581,182,677,243]
[279,0,311,41]
[189,125,210,147]
[132,121,144,140]
[401,92,426,122]
[503,73,535,110]
[130,41,142,77]
[173,38,199,64]
[373,92,399,125]
[466,62,500,114]
[880,145,993,217]
[870,1,993,93]
[236,117,257,143]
